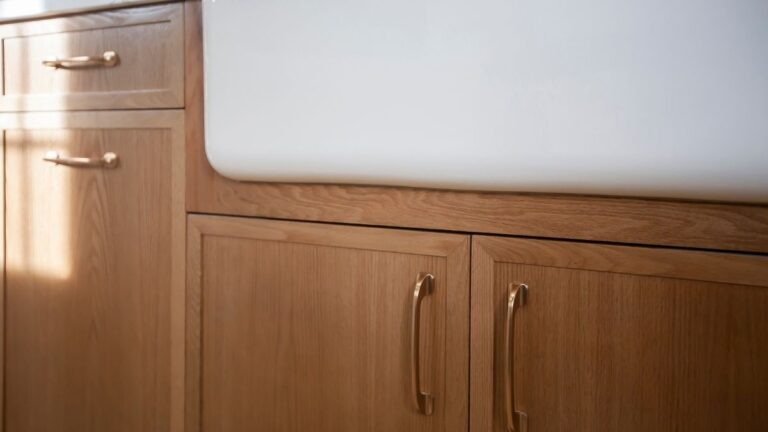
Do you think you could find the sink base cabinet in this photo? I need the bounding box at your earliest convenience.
[471,236,768,432]
[186,215,470,432]
[1,111,185,432]
[185,216,768,432]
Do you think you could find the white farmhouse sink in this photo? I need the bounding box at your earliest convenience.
[214,0,762,202]
[0,0,155,21]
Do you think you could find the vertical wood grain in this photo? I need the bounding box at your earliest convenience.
[185,221,202,432]
[1,110,185,432]
[5,129,172,431]
[471,236,768,432]
[444,237,471,431]
[0,130,5,432]
[187,215,470,432]
[169,111,186,432]
[183,0,210,211]
[469,243,497,432]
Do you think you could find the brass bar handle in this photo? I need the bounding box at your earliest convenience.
[505,283,528,432]
[411,272,435,415]
[43,151,119,169]
[42,51,118,69]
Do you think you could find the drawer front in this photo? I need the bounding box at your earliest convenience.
[1,110,186,431]
[0,3,184,111]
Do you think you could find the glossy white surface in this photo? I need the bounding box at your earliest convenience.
[204,0,768,202]
[0,0,156,21]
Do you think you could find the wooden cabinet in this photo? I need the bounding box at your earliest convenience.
[1,111,185,432]
[2,4,760,429]
[0,4,184,112]
[186,215,470,432]
[186,216,768,432]
[471,236,768,432]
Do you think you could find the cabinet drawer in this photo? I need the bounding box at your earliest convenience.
[0,4,184,111]
[1,110,186,431]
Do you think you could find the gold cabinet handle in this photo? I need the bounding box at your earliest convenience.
[505,283,528,432]
[411,272,435,415]
[42,51,119,69]
[43,151,119,169]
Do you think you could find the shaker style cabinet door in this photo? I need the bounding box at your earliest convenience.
[1,111,185,432]
[186,215,470,432]
[470,236,768,432]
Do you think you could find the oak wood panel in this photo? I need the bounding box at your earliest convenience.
[471,236,768,432]
[182,1,768,254]
[1,110,185,432]
[0,3,184,111]
[184,214,202,432]
[0,128,4,432]
[476,236,768,288]
[186,215,470,432]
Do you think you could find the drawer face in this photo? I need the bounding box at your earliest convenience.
[1,110,186,431]
[0,3,184,111]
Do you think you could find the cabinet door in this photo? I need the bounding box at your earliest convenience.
[186,215,470,432]
[1,111,185,432]
[471,236,768,432]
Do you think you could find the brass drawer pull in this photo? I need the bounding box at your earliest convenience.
[505,283,528,432]
[411,272,435,415]
[42,51,119,69]
[43,151,119,169]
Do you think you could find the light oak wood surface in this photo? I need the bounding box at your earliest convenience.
[182,2,768,254]
[187,215,470,432]
[471,236,768,432]
[1,110,185,432]
[0,122,5,430]
[0,3,184,111]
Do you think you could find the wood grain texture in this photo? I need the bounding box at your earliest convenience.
[0,129,5,432]
[186,215,470,432]
[476,236,768,288]
[182,1,768,254]
[471,236,768,432]
[1,110,185,432]
[0,3,184,111]
[185,219,202,432]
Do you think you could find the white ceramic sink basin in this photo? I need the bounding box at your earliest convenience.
[204,0,768,203]
[0,0,155,21]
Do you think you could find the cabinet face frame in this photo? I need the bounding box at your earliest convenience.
[186,214,471,432]
[470,235,768,432]
[0,110,186,432]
